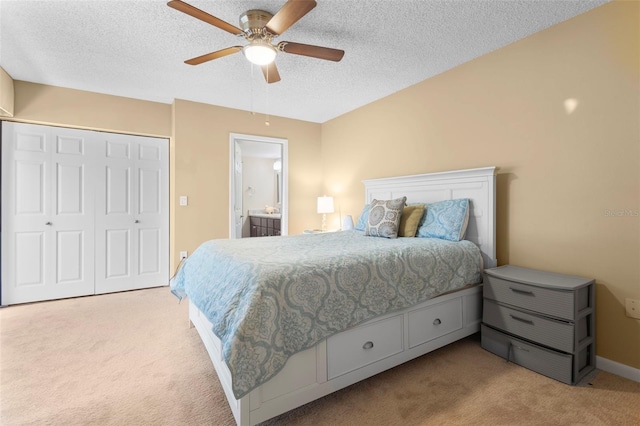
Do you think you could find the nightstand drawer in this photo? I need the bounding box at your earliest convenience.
[484,274,577,320]
[483,299,574,353]
[481,325,573,384]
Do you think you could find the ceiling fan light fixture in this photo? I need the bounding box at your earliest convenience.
[243,40,277,65]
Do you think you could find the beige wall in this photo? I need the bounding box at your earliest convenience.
[0,67,14,117]
[11,81,172,137]
[172,99,322,263]
[321,1,640,368]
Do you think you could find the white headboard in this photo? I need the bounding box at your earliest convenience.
[363,167,497,268]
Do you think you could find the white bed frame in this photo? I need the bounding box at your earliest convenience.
[189,167,497,425]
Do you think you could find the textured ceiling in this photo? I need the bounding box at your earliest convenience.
[0,0,609,123]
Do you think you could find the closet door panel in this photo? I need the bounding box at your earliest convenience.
[56,163,84,214]
[15,232,46,286]
[4,126,53,303]
[95,133,168,293]
[95,133,136,293]
[139,168,160,214]
[106,166,130,214]
[137,167,162,278]
[56,230,84,282]
[105,229,130,278]
[131,137,168,288]
[50,128,95,297]
[16,160,46,214]
[2,123,95,304]
[139,228,160,275]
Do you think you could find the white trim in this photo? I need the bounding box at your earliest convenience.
[597,356,640,382]
[228,133,288,238]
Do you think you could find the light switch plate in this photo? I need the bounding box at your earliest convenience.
[179,196,188,206]
[625,298,640,319]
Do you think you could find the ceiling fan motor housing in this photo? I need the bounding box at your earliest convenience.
[240,10,274,38]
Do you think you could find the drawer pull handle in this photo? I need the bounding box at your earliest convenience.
[362,341,374,350]
[506,342,530,363]
[433,318,442,325]
[510,287,534,295]
[510,314,534,325]
[512,344,529,352]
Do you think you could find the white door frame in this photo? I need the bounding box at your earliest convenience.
[228,133,288,238]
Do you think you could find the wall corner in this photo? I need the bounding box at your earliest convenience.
[0,67,15,117]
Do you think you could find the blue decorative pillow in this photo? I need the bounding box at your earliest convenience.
[354,204,371,231]
[416,198,470,241]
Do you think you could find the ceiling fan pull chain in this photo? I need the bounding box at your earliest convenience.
[265,66,270,126]
[250,63,255,115]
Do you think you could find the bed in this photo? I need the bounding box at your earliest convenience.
[172,166,496,425]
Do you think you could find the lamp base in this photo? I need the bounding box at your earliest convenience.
[321,213,327,232]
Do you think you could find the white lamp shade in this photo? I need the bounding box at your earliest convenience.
[342,215,354,230]
[243,41,277,65]
[317,196,334,214]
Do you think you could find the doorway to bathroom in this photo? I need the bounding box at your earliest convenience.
[229,133,288,239]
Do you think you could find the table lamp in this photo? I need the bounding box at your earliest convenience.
[317,196,334,232]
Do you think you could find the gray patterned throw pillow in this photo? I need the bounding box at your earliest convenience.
[365,197,407,238]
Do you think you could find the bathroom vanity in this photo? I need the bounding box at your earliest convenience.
[249,213,281,237]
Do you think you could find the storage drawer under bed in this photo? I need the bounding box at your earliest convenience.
[327,314,403,380]
[408,297,463,348]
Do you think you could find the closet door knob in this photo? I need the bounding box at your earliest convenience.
[134,220,140,223]
[433,318,442,325]
[45,222,52,226]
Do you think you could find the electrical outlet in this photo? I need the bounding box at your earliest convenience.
[180,251,188,261]
[179,196,188,206]
[625,298,640,319]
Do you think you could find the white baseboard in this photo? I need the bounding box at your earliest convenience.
[596,356,640,382]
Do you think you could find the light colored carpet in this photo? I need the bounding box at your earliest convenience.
[1,287,638,425]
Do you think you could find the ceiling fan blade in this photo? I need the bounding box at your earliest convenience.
[266,0,317,35]
[167,0,243,35]
[279,41,344,62]
[261,62,282,84]
[185,46,242,65]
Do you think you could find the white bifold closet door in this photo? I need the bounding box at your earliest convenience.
[94,132,168,294]
[1,122,169,305]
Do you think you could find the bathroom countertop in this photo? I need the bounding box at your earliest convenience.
[249,213,281,219]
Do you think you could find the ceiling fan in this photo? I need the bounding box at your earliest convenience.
[167,0,345,84]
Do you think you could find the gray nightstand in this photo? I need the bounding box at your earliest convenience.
[481,265,596,385]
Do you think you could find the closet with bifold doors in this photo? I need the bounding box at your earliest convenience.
[1,122,169,305]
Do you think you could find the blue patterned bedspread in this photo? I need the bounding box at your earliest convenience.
[170,230,482,399]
